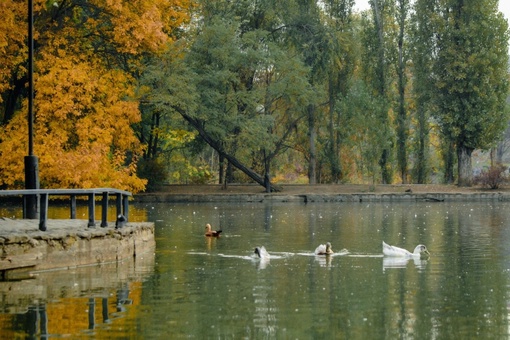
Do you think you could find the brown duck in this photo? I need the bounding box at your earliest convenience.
[205,223,222,237]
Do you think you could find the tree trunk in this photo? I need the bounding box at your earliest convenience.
[328,83,341,184]
[396,0,408,184]
[457,144,473,187]
[264,156,271,193]
[415,105,428,183]
[373,0,392,184]
[307,104,317,185]
[219,153,225,186]
[179,111,281,192]
[442,139,455,184]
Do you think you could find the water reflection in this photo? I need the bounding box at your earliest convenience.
[2,201,510,338]
[382,256,428,271]
[0,251,154,338]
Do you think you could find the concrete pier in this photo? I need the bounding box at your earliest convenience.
[0,218,155,275]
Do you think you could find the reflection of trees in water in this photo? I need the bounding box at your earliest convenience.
[17,286,132,338]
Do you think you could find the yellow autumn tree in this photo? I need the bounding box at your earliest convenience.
[0,0,192,192]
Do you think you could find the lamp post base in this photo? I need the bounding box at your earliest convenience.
[24,155,39,219]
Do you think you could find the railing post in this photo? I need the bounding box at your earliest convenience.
[101,191,108,227]
[39,193,48,231]
[88,193,95,227]
[122,194,129,222]
[115,193,122,218]
[23,195,27,219]
[70,194,77,219]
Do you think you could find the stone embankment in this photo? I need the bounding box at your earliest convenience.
[134,192,510,203]
[0,218,154,277]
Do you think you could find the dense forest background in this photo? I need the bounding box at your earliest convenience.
[1,0,509,193]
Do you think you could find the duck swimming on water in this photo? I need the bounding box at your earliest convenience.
[205,223,222,237]
[254,246,270,260]
[382,241,429,258]
[315,242,334,255]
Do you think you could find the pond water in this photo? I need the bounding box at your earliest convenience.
[1,201,510,338]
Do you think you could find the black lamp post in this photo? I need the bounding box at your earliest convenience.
[25,0,39,219]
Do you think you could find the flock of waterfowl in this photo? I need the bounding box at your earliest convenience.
[205,223,430,264]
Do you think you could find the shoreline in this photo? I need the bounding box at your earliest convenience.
[133,184,510,203]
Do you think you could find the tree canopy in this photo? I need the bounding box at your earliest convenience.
[0,0,192,192]
[0,0,509,191]
[432,0,509,186]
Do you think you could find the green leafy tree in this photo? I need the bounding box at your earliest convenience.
[432,0,509,186]
[409,0,438,183]
[321,0,356,184]
[360,0,396,184]
[341,80,389,183]
[154,1,317,192]
[395,0,411,183]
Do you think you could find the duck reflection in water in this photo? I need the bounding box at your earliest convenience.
[315,254,333,267]
[383,256,428,272]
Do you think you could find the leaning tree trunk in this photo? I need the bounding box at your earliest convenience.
[457,144,473,187]
[179,111,282,192]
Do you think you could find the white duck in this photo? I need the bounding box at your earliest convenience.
[254,246,271,260]
[382,241,430,258]
[315,242,334,255]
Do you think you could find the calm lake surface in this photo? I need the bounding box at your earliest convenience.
[2,200,510,338]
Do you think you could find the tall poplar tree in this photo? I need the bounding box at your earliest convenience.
[409,0,438,183]
[433,0,509,186]
[322,0,356,183]
[361,0,395,184]
[395,0,410,183]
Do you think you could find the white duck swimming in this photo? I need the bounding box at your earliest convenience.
[315,242,334,255]
[254,246,271,260]
[382,241,430,258]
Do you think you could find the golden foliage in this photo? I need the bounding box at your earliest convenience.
[0,0,192,192]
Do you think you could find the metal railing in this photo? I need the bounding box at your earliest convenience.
[0,188,131,231]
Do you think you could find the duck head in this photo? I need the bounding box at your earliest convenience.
[413,244,430,257]
[325,242,333,254]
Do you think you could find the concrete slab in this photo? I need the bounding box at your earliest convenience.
[0,219,155,273]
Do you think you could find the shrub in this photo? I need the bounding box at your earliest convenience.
[473,164,508,189]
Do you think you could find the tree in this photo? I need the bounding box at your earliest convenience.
[432,0,509,186]
[409,0,438,183]
[395,0,411,183]
[164,1,317,192]
[322,0,356,184]
[361,0,395,184]
[137,42,201,190]
[280,0,326,185]
[0,0,192,192]
[340,80,390,183]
